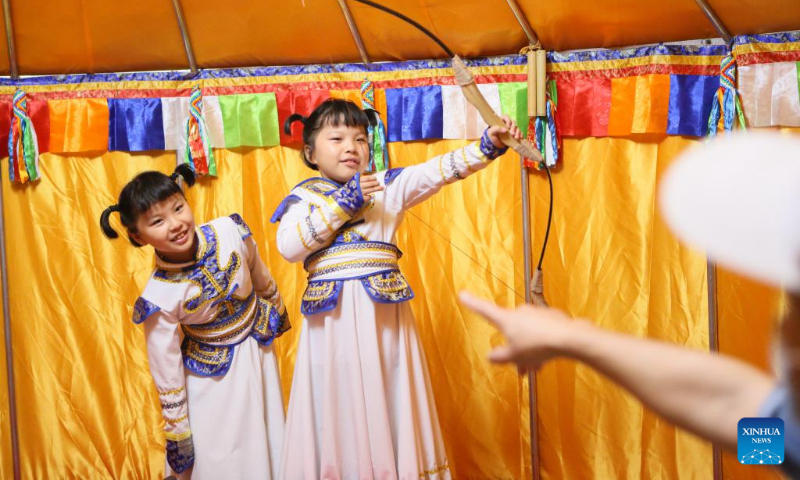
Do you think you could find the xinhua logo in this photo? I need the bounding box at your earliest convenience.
[738,417,784,465]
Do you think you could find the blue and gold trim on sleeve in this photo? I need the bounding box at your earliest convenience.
[165,430,195,474]
[251,297,291,346]
[332,173,365,217]
[479,129,508,159]
[277,309,290,336]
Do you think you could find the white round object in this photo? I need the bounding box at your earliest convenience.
[660,132,800,292]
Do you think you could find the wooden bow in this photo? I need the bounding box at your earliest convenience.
[451,56,542,161]
[350,0,542,162]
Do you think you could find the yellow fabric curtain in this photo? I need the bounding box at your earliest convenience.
[530,136,710,479]
[0,133,789,478]
[718,267,783,480]
[713,126,800,480]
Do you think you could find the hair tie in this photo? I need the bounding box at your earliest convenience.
[284,113,308,136]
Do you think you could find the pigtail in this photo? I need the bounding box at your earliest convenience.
[284,113,307,136]
[363,108,380,128]
[100,205,121,239]
[286,100,371,171]
[170,163,196,188]
[105,164,196,248]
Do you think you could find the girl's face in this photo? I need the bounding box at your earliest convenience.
[130,193,196,263]
[305,123,369,184]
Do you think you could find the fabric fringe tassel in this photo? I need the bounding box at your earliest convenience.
[183,85,217,176]
[525,80,560,169]
[361,79,389,172]
[707,53,746,137]
[8,89,40,183]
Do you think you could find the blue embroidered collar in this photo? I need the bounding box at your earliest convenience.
[296,176,344,189]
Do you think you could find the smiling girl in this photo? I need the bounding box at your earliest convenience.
[272,98,521,479]
[100,164,289,479]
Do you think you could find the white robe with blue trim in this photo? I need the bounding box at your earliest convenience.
[134,214,288,480]
[273,142,495,480]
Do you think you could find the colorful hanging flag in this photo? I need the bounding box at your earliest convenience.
[361,79,389,172]
[737,61,800,128]
[276,90,332,145]
[183,86,217,176]
[385,86,443,142]
[707,53,746,136]
[8,89,40,183]
[108,98,165,151]
[218,93,280,148]
[442,83,502,139]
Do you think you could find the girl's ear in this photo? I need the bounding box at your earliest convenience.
[304,145,316,165]
[129,232,146,247]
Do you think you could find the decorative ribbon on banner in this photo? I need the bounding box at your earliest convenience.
[183,86,217,176]
[707,53,746,136]
[527,80,560,169]
[8,89,40,183]
[361,78,389,172]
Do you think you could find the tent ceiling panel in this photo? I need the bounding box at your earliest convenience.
[529,0,721,51]
[0,0,798,76]
[11,0,188,75]
[348,1,531,61]
[185,0,364,69]
[708,0,800,38]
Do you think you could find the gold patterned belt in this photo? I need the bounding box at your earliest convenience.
[305,241,402,281]
[182,292,257,346]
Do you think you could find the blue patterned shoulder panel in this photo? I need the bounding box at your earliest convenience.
[383,167,405,186]
[270,194,302,223]
[132,297,161,324]
[228,213,252,240]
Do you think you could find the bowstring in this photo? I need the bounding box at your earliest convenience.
[293,0,525,300]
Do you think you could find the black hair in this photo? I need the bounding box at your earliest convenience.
[283,98,380,170]
[99,163,196,247]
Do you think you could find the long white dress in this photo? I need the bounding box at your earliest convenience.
[133,214,289,479]
[272,140,499,480]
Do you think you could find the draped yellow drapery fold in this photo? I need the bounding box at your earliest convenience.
[0,131,790,478]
